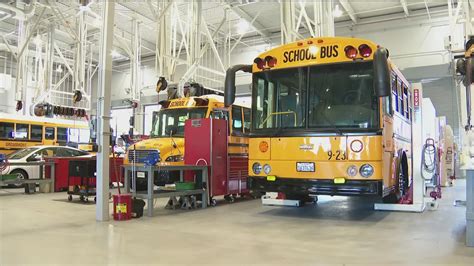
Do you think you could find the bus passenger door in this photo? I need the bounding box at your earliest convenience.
[382,82,396,197]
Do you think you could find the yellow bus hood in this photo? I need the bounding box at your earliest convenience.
[125,137,185,163]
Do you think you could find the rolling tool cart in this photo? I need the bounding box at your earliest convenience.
[67,159,96,203]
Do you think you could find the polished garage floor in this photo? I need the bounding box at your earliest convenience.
[1,181,473,265]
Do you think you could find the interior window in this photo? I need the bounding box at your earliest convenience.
[45,127,55,140]
[232,106,243,133]
[57,127,68,142]
[15,124,29,139]
[31,125,43,141]
[0,122,14,139]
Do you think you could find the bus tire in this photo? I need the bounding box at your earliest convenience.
[398,152,409,196]
[382,151,409,203]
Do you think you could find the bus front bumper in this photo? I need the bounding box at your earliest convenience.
[249,176,383,197]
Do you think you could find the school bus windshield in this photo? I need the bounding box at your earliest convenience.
[252,61,379,132]
[150,107,207,137]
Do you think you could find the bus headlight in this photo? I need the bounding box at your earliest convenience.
[263,164,272,174]
[359,164,374,178]
[165,155,184,162]
[347,165,358,177]
[252,162,262,174]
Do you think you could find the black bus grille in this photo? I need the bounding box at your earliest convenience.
[128,150,156,163]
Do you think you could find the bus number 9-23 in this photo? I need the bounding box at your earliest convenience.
[328,150,346,160]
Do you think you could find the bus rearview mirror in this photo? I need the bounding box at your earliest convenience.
[373,48,391,98]
[224,65,252,107]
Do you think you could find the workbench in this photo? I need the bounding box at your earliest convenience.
[0,161,55,191]
[123,164,208,217]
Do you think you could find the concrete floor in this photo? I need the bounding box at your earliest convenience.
[1,181,473,265]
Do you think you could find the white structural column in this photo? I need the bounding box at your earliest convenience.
[281,0,335,44]
[314,0,335,37]
[280,0,298,44]
[155,0,173,81]
[75,9,86,96]
[458,1,474,132]
[96,0,115,222]
[15,19,28,114]
[465,0,473,129]
[130,19,141,101]
[43,24,55,100]
[177,0,202,96]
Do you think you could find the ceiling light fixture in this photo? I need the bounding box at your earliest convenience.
[334,4,343,18]
[33,35,42,46]
[236,19,250,35]
[111,50,121,58]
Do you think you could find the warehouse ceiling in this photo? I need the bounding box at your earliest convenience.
[0,0,460,59]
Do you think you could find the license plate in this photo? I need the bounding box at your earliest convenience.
[296,162,315,172]
[266,175,276,181]
[334,177,346,184]
[136,172,145,178]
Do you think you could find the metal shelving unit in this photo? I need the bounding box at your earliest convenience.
[123,164,209,217]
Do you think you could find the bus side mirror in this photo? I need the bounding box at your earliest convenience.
[466,57,473,85]
[373,47,391,97]
[224,64,252,107]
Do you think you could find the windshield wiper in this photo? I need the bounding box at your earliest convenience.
[317,111,344,136]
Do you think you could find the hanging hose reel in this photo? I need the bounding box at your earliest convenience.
[421,138,441,200]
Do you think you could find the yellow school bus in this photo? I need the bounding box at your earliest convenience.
[0,113,90,154]
[224,37,413,203]
[124,94,251,188]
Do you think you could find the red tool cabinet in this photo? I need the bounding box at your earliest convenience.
[45,157,123,192]
[184,118,249,201]
[184,118,228,197]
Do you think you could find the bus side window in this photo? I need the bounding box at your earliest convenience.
[210,109,228,120]
[391,74,398,113]
[15,123,29,139]
[403,84,410,119]
[397,80,405,116]
[57,127,68,143]
[232,106,243,135]
[408,90,413,121]
[31,125,43,141]
[45,127,55,140]
[243,108,251,133]
[0,122,14,139]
